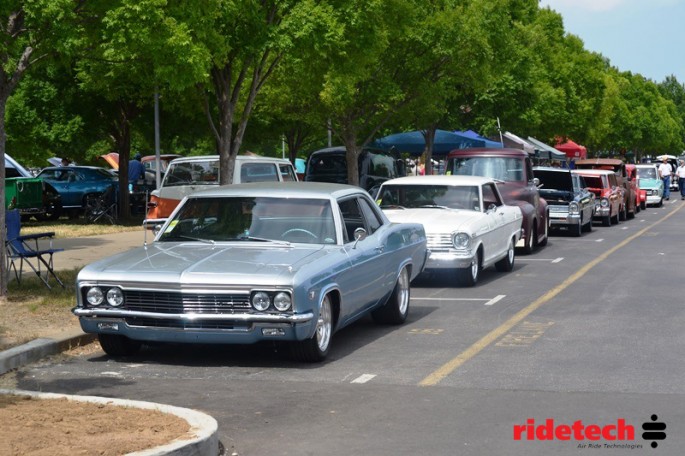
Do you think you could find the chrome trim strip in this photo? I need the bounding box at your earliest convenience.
[73,308,313,323]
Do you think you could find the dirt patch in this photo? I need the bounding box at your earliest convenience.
[0,393,192,456]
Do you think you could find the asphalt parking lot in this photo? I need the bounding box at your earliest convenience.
[7,200,685,456]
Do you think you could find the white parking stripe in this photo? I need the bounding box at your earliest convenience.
[484,295,506,306]
[351,374,376,384]
[416,297,489,301]
[595,238,604,242]
[551,257,564,263]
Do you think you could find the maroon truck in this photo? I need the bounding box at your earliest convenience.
[445,148,549,253]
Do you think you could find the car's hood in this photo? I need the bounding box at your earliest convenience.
[638,178,661,188]
[79,242,328,285]
[384,208,482,233]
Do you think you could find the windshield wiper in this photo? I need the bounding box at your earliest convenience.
[232,235,292,246]
[161,235,215,245]
[418,204,449,209]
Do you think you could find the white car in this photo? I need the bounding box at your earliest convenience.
[377,175,523,286]
[146,155,298,219]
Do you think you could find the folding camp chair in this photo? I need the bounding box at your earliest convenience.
[4,209,65,289]
[85,185,118,224]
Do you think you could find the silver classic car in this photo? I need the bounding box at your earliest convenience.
[73,182,428,362]
[377,175,522,286]
[533,167,595,236]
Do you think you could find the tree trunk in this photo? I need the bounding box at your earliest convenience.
[424,126,437,175]
[110,101,136,221]
[341,129,361,187]
[0,95,8,297]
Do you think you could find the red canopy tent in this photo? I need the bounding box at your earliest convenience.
[555,139,587,160]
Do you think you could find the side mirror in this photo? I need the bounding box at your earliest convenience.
[487,203,497,213]
[354,227,367,241]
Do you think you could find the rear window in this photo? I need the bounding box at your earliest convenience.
[240,163,279,182]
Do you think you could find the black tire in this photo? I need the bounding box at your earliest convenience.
[583,217,593,232]
[640,201,646,210]
[98,334,142,356]
[611,209,619,224]
[538,218,548,247]
[372,266,410,325]
[657,198,663,207]
[521,221,536,254]
[619,204,627,221]
[290,294,333,362]
[37,200,62,221]
[572,220,582,237]
[602,215,611,227]
[495,237,515,272]
[456,249,481,286]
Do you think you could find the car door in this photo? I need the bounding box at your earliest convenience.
[482,183,510,260]
[336,195,390,321]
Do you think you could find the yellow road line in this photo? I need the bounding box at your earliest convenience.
[418,206,683,387]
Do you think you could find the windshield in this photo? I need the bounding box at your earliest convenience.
[637,167,657,179]
[535,170,572,191]
[158,196,336,244]
[447,157,523,182]
[378,184,480,211]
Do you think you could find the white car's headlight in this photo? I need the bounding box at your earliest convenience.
[452,232,471,249]
[600,198,609,207]
[569,202,579,214]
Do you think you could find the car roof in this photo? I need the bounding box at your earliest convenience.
[575,158,623,166]
[189,182,366,200]
[40,165,109,171]
[572,169,613,175]
[169,155,292,165]
[533,166,571,173]
[635,164,657,168]
[381,175,493,186]
[447,147,528,157]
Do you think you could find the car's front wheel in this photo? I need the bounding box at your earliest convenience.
[457,249,481,287]
[372,266,410,325]
[98,334,142,357]
[290,294,333,362]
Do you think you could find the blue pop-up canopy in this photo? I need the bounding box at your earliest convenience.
[455,130,504,149]
[372,129,485,155]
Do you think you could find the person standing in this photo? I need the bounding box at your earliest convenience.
[128,153,145,185]
[658,158,672,201]
[676,159,685,200]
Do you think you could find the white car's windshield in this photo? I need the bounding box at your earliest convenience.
[378,185,480,211]
[448,157,523,182]
[158,196,336,244]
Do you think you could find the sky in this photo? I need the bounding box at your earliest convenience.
[539,0,685,84]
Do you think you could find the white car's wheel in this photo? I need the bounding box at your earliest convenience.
[495,237,515,272]
[457,250,481,286]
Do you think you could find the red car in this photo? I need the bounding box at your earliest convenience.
[573,169,623,226]
[626,164,647,210]
[445,148,548,253]
[574,158,637,220]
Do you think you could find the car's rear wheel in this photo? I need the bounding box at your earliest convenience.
[290,294,333,362]
[640,200,646,210]
[372,266,410,325]
[457,249,481,286]
[98,334,142,357]
[495,237,515,272]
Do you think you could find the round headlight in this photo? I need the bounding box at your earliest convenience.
[252,292,271,311]
[106,287,125,307]
[600,198,609,207]
[569,202,579,214]
[86,287,104,306]
[452,232,470,249]
[273,292,292,311]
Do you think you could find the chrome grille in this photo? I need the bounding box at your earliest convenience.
[427,233,453,252]
[549,205,568,213]
[124,291,251,314]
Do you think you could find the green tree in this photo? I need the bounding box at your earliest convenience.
[1,1,79,297]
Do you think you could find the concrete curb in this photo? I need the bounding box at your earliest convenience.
[0,330,96,376]
[0,388,219,456]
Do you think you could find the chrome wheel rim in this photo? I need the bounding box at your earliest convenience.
[316,296,332,352]
[471,256,479,280]
[507,239,515,264]
[397,268,410,315]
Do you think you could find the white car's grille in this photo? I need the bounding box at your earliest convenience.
[427,233,453,252]
[549,205,568,213]
[124,291,252,313]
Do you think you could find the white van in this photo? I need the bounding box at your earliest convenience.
[146,155,298,219]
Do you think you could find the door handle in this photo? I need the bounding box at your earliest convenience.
[375,245,385,253]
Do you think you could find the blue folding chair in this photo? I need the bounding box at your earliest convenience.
[5,209,65,289]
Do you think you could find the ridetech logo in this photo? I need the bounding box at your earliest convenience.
[513,416,667,449]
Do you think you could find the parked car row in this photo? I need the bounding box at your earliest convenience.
[71,145,672,363]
